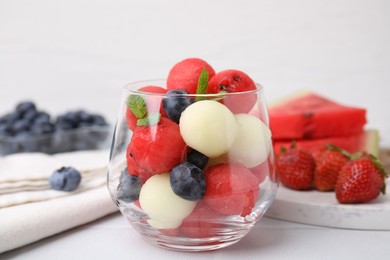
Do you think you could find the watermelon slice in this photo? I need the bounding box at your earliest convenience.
[269,92,366,139]
[273,129,380,157]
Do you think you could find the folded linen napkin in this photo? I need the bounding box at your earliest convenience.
[0,150,109,207]
[0,185,118,253]
[0,150,119,253]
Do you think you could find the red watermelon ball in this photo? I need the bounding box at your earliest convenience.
[167,58,216,94]
[206,70,257,114]
[180,201,225,238]
[125,85,167,130]
[126,143,153,184]
[203,163,259,217]
[128,117,187,174]
[249,157,274,185]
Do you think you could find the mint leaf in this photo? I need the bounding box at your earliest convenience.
[126,95,147,119]
[196,68,209,101]
[137,113,161,126]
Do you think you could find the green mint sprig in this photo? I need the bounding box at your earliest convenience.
[195,68,209,101]
[137,113,161,126]
[126,95,147,119]
[126,94,160,126]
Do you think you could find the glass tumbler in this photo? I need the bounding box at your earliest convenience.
[107,80,278,251]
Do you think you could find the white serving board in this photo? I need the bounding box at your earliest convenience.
[265,149,390,230]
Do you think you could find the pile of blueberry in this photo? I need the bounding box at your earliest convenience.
[0,101,110,155]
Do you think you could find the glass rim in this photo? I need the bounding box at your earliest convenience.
[123,79,264,97]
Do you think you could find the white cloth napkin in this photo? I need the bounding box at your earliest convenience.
[0,150,119,253]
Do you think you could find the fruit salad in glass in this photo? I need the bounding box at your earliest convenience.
[107,58,278,251]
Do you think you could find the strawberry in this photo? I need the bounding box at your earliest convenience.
[276,144,315,190]
[314,144,350,191]
[335,154,388,204]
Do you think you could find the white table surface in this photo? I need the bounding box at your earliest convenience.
[1,0,390,259]
[1,212,389,260]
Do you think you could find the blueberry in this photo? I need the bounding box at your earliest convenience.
[117,169,141,203]
[63,111,81,127]
[11,119,30,135]
[187,149,209,169]
[16,101,36,116]
[33,112,50,125]
[170,162,206,201]
[91,115,108,126]
[0,123,12,137]
[163,89,195,124]
[4,112,21,125]
[23,110,39,123]
[30,122,55,135]
[55,116,74,130]
[49,167,82,191]
[78,110,94,123]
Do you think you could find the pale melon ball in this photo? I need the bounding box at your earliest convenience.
[139,173,196,229]
[179,100,238,158]
[229,114,272,168]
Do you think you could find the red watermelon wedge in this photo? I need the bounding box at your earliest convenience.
[269,92,366,139]
[273,129,379,157]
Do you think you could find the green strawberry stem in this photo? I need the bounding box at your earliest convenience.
[326,143,351,159]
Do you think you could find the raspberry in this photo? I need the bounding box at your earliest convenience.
[203,163,259,217]
[167,58,215,94]
[128,117,187,174]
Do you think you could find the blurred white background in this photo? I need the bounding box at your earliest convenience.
[0,0,389,146]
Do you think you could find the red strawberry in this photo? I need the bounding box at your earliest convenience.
[276,145,315,190]
[335,155,388,204]
[206,70,257,114]
[125,85,167,130]
[128,117,187,174]
[203,163,259,217]
[180,202,224,238]
[314,144,350,191]
[167,58,215,94]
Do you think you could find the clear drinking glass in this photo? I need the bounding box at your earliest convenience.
[107,80,278,251]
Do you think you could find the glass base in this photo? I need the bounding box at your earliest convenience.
[120,206,256,252]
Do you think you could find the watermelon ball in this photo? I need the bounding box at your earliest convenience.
[139,173,197,229]
[170,162,206,201]
[126,143,154,184]
[125,85,167,130]
[229,114,272,168]
[167,58,216,94]
[128,117,187,174]
[207,70,257,114]
[179,100,238,158]
[162,89,195,124]
[250,157,274,185]
[203,163,259,217]
[180,201,225,238]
